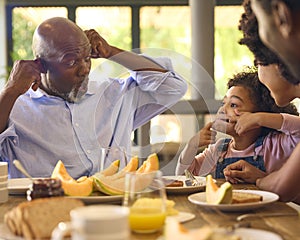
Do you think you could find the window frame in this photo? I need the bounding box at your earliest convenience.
[4,0,243,146]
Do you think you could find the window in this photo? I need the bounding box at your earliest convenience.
[4,1,256,152]
[76,6,131,73]
[11,7,67,61]
[214,6,253,98]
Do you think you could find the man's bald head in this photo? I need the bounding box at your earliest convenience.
[32,17,90,60]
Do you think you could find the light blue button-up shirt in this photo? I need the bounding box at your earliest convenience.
[0,56,187,178]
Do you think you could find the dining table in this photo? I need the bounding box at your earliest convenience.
[0,180,299,240]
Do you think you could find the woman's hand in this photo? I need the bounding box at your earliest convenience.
[230,112,261,135]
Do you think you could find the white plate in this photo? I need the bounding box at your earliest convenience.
[167,211,195,223]
[188,190,279,212]
[163,176,207,194]
[8,178,123,204]
[67,195,123,204]
[233,228,283,240]
[0,223,23,240]
[157,228,283,240]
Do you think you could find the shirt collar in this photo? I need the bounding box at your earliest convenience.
[26,81,97,99]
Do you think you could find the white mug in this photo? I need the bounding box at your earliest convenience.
[0,162,8,176]
[0,187,8,203]
[51,205,130,240]
[0,162,8,203]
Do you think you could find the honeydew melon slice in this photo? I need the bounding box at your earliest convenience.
[205,175,232,204]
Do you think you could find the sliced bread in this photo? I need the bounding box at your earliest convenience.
[232,192,263,204]
[4,197,84,240]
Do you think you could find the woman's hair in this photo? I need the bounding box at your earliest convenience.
[239,0,300,84]
[227,68,299,135]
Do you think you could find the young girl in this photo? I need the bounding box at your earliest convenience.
[175,69,300,179]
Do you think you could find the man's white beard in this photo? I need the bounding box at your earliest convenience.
[46,76,88,103]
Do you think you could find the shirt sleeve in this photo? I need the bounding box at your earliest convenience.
[263,113,300,173]
[175,134,199,176]
[279,113,300,137]
[0,123,18,158]
[129,56,188,129]
[176,139,222,176]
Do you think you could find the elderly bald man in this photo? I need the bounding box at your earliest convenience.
[0,17,187,178]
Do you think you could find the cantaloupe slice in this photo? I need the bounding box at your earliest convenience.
[122,156,139,172]
[99,159,120,176]
[94,156,139,181]
[92,153,159,196]
[93,171,155,195]
[136,153,159,173]
[206,175,232,204]
[51,160,93,197]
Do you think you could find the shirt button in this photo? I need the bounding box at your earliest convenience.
[75,123,79,127]
[87,150,91,154]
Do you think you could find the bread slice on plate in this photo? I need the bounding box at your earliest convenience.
[232,192,263,204]
[4,197,83,240]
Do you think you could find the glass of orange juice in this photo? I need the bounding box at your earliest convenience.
[123,170,167,233]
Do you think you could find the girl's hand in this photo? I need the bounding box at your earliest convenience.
[198,122,217,147]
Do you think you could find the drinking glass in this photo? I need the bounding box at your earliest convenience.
[123,170,167,233]
[98,146,127,172]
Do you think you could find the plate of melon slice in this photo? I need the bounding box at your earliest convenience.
[187,175,279,212]
[188,189,279,212]
[8,178,123,203]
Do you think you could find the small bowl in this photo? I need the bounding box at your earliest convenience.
[0,187,8,203]
[0,175,8,182]
[0,162,8,176]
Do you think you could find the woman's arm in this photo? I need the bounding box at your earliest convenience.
[232,112,284,135]
[256,142,300,204]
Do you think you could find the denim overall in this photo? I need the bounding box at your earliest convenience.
[215,136,266,178]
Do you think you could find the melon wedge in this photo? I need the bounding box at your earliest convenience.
[99,159,120,176]
[51,160,93,197]
[93,156,139,182]
[122,156,139,172]
[206,175,232,204]
[101,156,139,181]
[93,171,155,196]
[136,153,159,173]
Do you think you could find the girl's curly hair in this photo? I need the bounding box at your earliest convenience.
[239,0,300,84]
[227,68,299,135]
